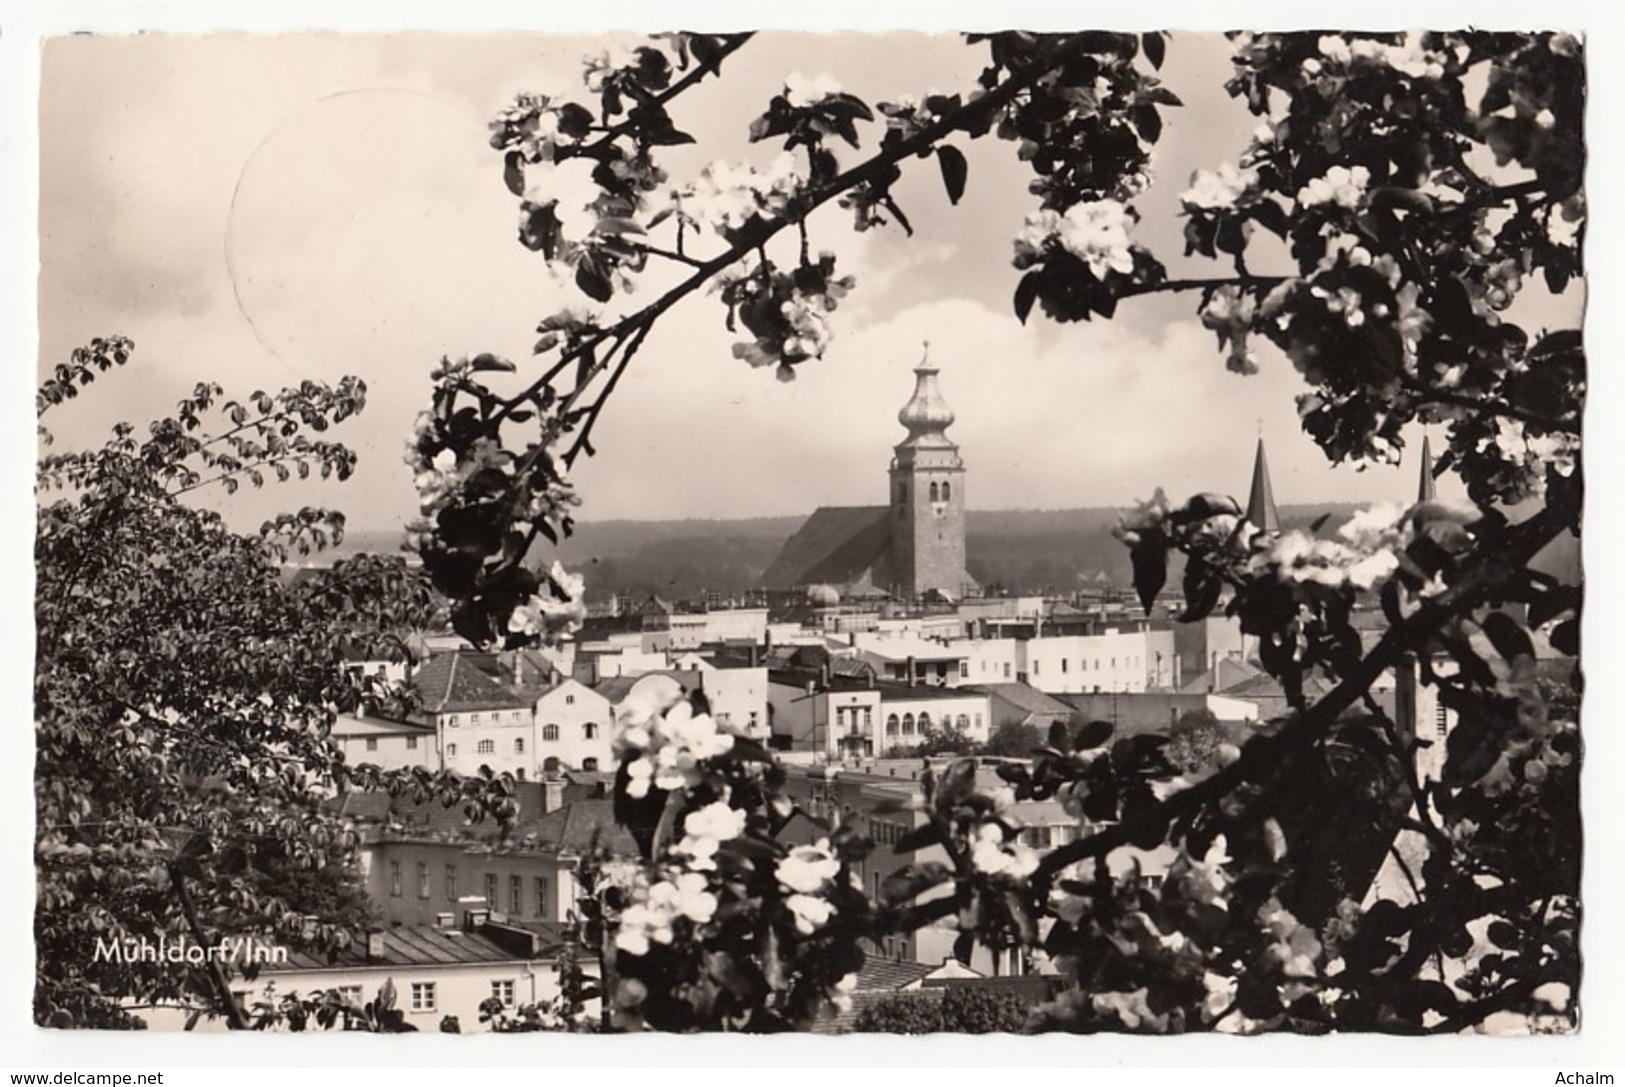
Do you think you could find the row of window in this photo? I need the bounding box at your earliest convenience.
[894,481,954,503]
[363,735,420,751]
[882,712,982,736]
[389,863,550,916]
[444,711,528,727]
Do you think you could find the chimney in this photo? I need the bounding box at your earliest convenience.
[365,931,386,961]
[434,912,455,929]
[543,778,565,813]
[820,661,831,687]
[906,656,917,687]
[749,641,760,667]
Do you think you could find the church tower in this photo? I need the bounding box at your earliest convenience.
[889,348,972,600]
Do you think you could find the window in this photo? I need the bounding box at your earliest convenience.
[1436,702,1449,740]
[897,481,906,504]
[565,694,575,705]
[583,722,598,740]
[406,736,418,750]
[446,743,457,757]
[516,768,526,781]
[336,985,363,1006]
[1003,662,1011,679]
[902,713,915,735]
[863,707,872,727]
[542,724,559,742]
[535,877,550,918]
[1033,660,1041,675]
[919,712,931,731]
[417,863,430,899]
[514,737,525,754]
[471,713,481,725]
[446,865,457,901]
[958,661,969,679]
[929,482,940,502]
[942,482,951,501]
[491,980,515,1008]
[410,982,436,1013]
[1061,659,1069,673]
[365,737,379,751]
[447,715,459,728]
[582,757,599,771]
[957,714,969,730]
[1023,826,1054,849]
[485,873,498,908]
[477,739,495,755]
[510,875,523,915]
[390,860,402,897]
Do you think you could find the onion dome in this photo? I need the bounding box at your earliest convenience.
[897,345,957,448]
[807,583,841,607]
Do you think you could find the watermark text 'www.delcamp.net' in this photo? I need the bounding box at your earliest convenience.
[11,1075,164,1085]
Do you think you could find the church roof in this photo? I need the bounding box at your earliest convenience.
[762,505,894,591]
[1244,437,1282,535]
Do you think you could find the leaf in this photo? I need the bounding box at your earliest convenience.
[1480,611,1535,663]
[892,822,945,854]
[574,261,614,303]
[937,145,968,206]
[1073,719,1114,751]
[952,930,976,967]
[1129,539,1168,614]
[1014,271,1040,325]
[503,151,526,197]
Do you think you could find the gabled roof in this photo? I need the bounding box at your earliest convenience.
[763,506,894,591]
[413,653,533,714]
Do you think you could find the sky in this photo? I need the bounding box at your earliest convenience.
[30,24,1585,532]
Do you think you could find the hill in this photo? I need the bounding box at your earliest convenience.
[323,506,1363,602]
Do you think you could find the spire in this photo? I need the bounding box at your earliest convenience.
[1416,434,1437,502]
[896,343,956,449]
[1245,437,1281,535]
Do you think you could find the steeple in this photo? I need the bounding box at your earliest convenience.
[888,343,972,599]
[896,343,957,450]
[1244,436,1281,535]
[1416,434,1437,502]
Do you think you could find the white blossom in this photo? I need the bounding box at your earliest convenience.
[1181,162,1259,211]
[1297,165,1372,210]
[784,71,842,108]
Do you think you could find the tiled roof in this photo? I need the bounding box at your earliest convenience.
[975,682,1073,716]
[528,798,639,856]
[413,653,532,714]
[762,506,893,591]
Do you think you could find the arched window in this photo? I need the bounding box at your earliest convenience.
[902,713,915,735]
[942,481,951,501]
[929,482,940,502]
[582,757,600,772]
[477,739,494,755]
[516,768,526,781]
[896,481,907,504]
[542,724,559,742]
[886,714,900,736]
[918,712,932,731]
[957,714,969,730]
[542,756,561,773]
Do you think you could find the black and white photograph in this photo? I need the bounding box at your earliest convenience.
[12,4,1616,1070]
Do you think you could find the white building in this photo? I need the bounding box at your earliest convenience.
[330,714,437,774]
[531,678,616,773]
